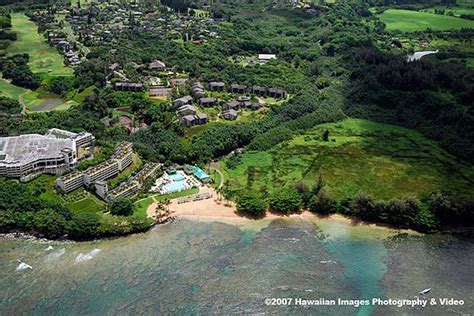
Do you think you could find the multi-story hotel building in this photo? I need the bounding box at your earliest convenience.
[107,162,161,200]
[0,129,94,182]
[56,142,134,192]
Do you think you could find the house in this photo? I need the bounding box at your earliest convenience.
[180,113,208,127]
[170,78,189,87]
[149,86,172,97]
[222,109,238,120]
[148,59,166,71]
[241,100,252,108]
[222,100,241,110]
[118,116,133,129]
[114,82,144,92]
[208,81,225,91]
[192,82,205,90]
[252,102,263,110]
[268,87,286,99]
[252,86,267,96]
[230,84,247,94]
[195,113,208,125]
[191,87,205,99]
[173,95,193,107]
[258,54,276,64]
[199,97,217,107]
[176,104,196,116]
[180,115,195,127]
[109,62,120,71]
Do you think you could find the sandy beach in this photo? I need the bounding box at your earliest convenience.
[146,186,416,232]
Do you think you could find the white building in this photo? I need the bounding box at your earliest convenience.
[0,129,94,182]
[258,54,277,64]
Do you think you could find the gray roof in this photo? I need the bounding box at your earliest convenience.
[0,129,92,166]
[200,97,216,103]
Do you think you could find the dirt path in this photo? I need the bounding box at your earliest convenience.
[19,95,26,114]
[208,162,224,189]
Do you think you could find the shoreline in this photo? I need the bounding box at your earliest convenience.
[147,186,419,233]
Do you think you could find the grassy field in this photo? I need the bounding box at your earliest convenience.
[7,13,72,78]
[0,77,29,100]
[378,9,474,32]
[221,119,474,201]
[134,188,200,217]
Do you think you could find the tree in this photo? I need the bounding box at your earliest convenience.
[322,129,330,141]
[33,209,66,239]
[269,187,303,214]
[110,198,134,216]
[308,190,336,215]
[236,191,267,217]
[67,212,100,239]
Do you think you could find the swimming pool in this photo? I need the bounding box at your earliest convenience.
[192,166,210,181]
[168,172,186,181]
[162,181,187,193]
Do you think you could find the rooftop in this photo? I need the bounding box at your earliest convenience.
[0,129,92,166]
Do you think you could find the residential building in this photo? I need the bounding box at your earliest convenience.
[114,82,144,92]
[180,113,208,127]
[268,87,286,98]
[208,82,225,91]
[149,86,172,97]
[199,97,216,107]
[252,85,267,96]
[148,59,166,71]
[222,100,241,110]
[230,84,247,94]
[176,104,197,116]
[222,109,238,120]
[173,95,193,107]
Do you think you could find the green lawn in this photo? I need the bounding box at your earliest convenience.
[0,77,29,100]
[7,13,73,78]
[67,197,105,213]
[378,9,474,32]
[221,119,474,201]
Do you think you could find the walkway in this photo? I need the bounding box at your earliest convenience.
[208,162,224,189]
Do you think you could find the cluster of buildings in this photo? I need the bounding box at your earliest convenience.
[56,142,133,193]
[97,162,162,201]
[0,129,94,182]
[174,93,208,127]
[173,81,286,125]
[47,32,82,66]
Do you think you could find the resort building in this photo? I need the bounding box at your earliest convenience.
[180,113,208,127]
[56,170,84,193]
[268,87,286,99]
[176,104,197,117]
[222,100,241,111]
[222,109,238,120]
[199,97,216,107]
[0,129,94,182]
[114,82,144,92]
[83,160,120,187]
[149,86,172,97]
[208,82,225,91]
[57,142,133,192]
[252,86,267,96]
[173,95,193,107]
[230,84,247,94]
[107,162,161,201]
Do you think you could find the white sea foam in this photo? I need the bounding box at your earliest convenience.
[75,249,101,264]
[45,245,54,251]
[16,262,32,270]
[45,248,66,262]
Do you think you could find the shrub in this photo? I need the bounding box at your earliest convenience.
[269,187,303,214]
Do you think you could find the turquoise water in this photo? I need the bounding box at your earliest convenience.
[1,218,473,315]
[168,172,186,181]
[162,180,187,193]
[192,166,210,181]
